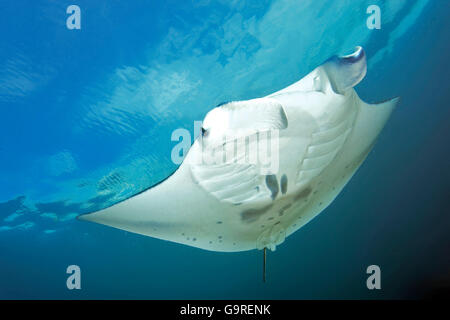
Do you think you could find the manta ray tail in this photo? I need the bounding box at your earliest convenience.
[263,247,267,283]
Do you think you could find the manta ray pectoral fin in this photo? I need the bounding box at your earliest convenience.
[76,166,204,247]
[323,46,367,94]
[358,95,400,141]
[344,94,400,162]
[77,162,258,252]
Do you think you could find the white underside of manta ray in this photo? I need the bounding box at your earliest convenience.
[78,46,399,253]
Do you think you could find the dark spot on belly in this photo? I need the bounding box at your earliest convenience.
[294,187,312,201]
[241,204,273,223]
[279,203,292,216]
[265,175,279,200]
[280,174,288,194]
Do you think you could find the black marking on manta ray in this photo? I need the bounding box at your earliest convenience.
[265,175,279,200]
[241,204,273,223]
[294,187,312,201]
[280,174,288,194]
[114,218,178,230]
[216,101,232,107]
[77,167,179,219]
[279,203,292,216]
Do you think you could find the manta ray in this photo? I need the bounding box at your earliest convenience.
[79,47,398,275]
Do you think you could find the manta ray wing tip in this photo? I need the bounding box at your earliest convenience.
[76,211,95,222]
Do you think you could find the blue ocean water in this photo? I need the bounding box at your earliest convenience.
[0,0,449,299]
